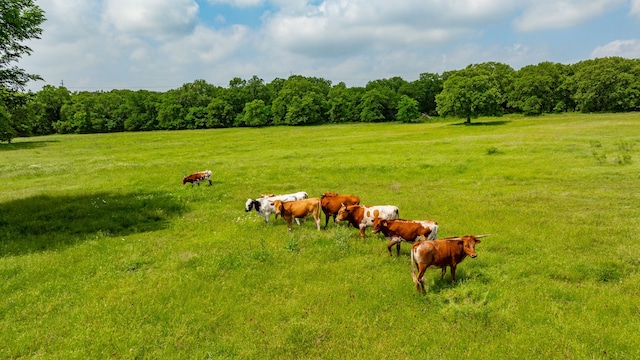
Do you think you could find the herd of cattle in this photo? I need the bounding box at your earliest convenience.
[182,171,487,293]
[244,190,488,293]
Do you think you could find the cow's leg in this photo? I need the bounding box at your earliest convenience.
[387,237,400,256]
[207,179,212,186]
[396,242,401,256]
[294,217,301,226]
[417,264,427,293]
[359,226,366,239]
[314,214,321,231]
[450,265,456,283]
[323,211,330,228]
[440,266,447,280]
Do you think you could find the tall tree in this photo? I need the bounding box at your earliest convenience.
[0,0,45,142]
[436,65,503,123]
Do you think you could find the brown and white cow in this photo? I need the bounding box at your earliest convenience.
[182,170,212,186]
[410,235,489,293]
[271,198,322,231]
[335,204,399,238]
[320,192,360,228]
[372,217,439,256]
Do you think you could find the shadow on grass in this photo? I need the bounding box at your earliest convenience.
[0,139,59,151]
[0,191,186,256]
[450,120,512,126]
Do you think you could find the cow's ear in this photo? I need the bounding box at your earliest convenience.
[475,239,481,244]
[458,240,464,246]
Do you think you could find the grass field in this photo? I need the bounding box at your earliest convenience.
[1,113,640,359]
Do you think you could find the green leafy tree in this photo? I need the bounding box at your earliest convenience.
[0,0,45,142]
[205,97,234,128]
[396,95,421,123]
[569,57,640,113]
[327,82,363,123]
[236,99,270,127]
[122,90,160,131]
[508,62,572,115]
[436,66,503,123]
[359,88,392,122]
[399,72,442,115]
[29,85,70,135]
[272,75,330,125]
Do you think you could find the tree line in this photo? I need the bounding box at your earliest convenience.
[1,56,638,141]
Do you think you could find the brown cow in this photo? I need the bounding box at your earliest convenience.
[271,198,322,231]
[410,235,489,293]
[320,192,360,228]
[335,204,399,238]
[372,217,438,256]
[182,170,212,186]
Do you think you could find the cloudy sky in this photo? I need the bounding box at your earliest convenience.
[18,0,640,91]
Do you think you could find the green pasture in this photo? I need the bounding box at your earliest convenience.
[1,113,639,359]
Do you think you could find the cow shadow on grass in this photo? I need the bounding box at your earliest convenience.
[0,191,186,257]
[0,139,59,151]
[450,120,511,126]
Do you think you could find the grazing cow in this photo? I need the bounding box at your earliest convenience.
[335,204,399,238]
[271,198,322,231]
[411,235,489,293]
[372,217,439,256]
[182,170,212,187]
[245,191,308,223]
[320,192,360,228]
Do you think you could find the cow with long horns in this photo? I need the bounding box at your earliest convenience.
[410,234,489,293]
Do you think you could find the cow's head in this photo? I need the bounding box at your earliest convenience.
[271,200,284,215]
[321,192,338,198]
[245,199,257,212]
[454,234,488,258]
[371,217,387,234]
[335,203,349,222]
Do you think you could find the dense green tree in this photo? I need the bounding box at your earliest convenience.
[359,88,391,122]
[508,62,572,115]
[272,75,330,125]
[1,0,45,91]
[236,99,270,127]
[396,95,421,123]
[29,85,70,135]
[205,97,234,128]
[123,90,160,131]
[436,65,503,123]
[327,82,362,123]
[0,0,45,142]
[569,57,640,113]
[399,72,442,115]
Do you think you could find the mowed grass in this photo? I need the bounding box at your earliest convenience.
[1,113,640,359]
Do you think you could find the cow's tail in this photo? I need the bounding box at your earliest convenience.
[410,245,418,284]
[427,224,439,240]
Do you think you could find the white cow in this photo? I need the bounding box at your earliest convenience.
[245,191,308,223]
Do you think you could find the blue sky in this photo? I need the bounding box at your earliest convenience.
[19,0,640,91]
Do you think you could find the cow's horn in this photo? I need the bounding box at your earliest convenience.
[475,234,490,238]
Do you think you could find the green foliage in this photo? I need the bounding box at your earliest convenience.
[4,58,640,139]
[570,57,640,113]
[436,64,505,123]
[396,95,421,123]
[0,0,46,91]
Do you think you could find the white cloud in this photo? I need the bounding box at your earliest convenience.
[103,0,199,40]
[591,39,640,58]
[262,0,518,58]
[631,0,640,18]
[514,0,625,31]
[207,0,265,6]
